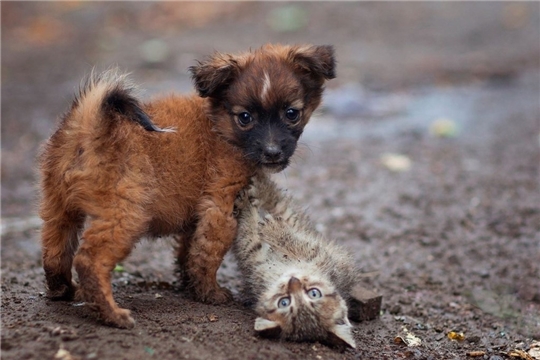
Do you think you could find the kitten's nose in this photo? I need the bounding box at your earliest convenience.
[287,277,302,292]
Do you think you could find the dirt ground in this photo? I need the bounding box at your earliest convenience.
[1,2,540,359]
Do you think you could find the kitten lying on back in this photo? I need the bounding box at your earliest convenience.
[233,173,358,348]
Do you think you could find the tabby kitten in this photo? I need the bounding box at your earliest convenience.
[233,173,357,348]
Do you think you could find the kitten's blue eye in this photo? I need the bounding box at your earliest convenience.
[307,288,322,299]
[278,297,291,308]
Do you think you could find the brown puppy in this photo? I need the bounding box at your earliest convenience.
[38,44,335,328]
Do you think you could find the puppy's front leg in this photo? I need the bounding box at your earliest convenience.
[187,187,242,304]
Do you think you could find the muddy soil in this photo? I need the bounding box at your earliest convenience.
[2,3,539,359]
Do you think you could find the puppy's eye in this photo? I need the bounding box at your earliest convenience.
[285,108,300,122]
[237,112,253,127]
[307,288,322,299]
[277,297,291,308]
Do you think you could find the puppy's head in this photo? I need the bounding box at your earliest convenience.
[190,44,335,172]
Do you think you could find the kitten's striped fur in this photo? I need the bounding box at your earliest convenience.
[233,173,357,348]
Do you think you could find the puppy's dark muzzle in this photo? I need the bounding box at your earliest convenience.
[262,145,284,163]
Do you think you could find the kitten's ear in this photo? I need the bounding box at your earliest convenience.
[327,323,356,349]
[254,317,282,338]
[289,45,336,80]
[189,53,240,97]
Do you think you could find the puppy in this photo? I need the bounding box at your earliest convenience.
[38,44,335,328]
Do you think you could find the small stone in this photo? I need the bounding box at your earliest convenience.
[380,153,411,172]
[348,284,382,322]
[266,5,308,33]
[139,39,170,64]
[467,335,481,343]
[389,304,402,315]
[430,118,458,138]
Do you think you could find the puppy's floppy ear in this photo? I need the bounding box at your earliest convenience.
[189,53,239,97]
[289,45,336,80]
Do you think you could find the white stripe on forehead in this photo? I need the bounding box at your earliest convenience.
[261,71,271,102]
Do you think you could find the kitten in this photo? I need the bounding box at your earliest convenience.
[233,173,358,348]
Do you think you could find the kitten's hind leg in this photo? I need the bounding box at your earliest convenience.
[233,187,252,213]
[251,173,305,227]
[249,173,287,212]
[234,196,266,265]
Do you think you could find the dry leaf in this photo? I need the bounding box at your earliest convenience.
[207,313,218,322]
[54,347,74,360]
[467,351,486,357]
[529,341,540,360]
[508,349,534,360]
[394,326,421,347]
[447,331,465,341]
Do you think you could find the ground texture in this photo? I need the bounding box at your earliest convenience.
[1,3,539,359]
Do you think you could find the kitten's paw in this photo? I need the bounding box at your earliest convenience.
[246,184,260,205]
[234,189,250,212]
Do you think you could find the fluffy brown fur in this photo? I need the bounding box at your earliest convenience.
[38,44,335,328]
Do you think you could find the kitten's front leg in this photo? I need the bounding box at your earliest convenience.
[249,173,287,213]
[234,200,264,264]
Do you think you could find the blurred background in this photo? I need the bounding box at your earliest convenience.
[2,1,539,218]
[2,4,540,358]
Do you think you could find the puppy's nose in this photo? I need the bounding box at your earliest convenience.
[263,145,283,162]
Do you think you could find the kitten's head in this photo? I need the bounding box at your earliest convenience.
[254,272,356,349]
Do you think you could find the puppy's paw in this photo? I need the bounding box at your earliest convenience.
[195,285,233,305]
[46,282,78,301]
[102,308,135,329]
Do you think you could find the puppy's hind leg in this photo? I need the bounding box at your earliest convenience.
[41,211,84,301]
[173,223,196,289]
[73,203,147,329]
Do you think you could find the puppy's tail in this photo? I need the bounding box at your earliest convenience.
[66,68,174,136]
